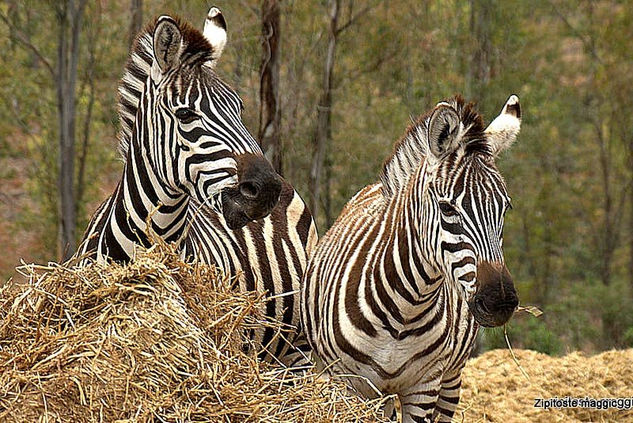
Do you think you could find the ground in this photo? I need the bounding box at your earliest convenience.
[457,348,633,422]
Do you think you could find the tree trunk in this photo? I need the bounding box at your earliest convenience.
[324,152,333,227]
[259,0,283,174]
[129,0,143,47]
[56,0,87,260]
[630,145,633,296]
[310,0,339,223]
[467,0,492,102]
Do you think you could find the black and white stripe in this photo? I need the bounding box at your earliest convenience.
[301,95,521,422]
[78,10,317,367]
[185,183,317,365]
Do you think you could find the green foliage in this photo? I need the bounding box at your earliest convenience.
[481,316,563,356]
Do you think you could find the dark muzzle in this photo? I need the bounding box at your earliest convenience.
[468,261,519,327]
[221,153,282,229]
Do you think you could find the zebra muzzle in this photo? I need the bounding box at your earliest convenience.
[468,261,519,327]
[221,153,282,229]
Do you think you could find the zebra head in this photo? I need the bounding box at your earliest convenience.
[131,9,281,229]
[421,95,521,327]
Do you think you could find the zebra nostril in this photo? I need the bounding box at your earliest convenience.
[239,181,260,200]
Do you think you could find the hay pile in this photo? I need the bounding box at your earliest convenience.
[0,244,387,422]
[457,348,633,423]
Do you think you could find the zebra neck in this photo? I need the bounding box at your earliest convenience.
[113,149,189,253]
[379,178,444,318]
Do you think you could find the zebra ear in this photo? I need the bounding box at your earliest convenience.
[203,7,227,67]
[485,95,521,156]
[152,16,182,75]
[427,104,461,160]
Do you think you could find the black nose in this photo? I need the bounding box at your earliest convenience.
[236,154,282,204]
[488,295,519,313]
[237,170,282,214]
[483,294,518,326]
[470,261,519,327]
[222,153,283,229]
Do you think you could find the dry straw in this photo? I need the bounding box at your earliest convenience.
[457,348,633,423]
[4,240,631,423]
[0,243,388,422]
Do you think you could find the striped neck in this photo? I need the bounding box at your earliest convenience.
[110,144,189,259]
[376,164,445,321]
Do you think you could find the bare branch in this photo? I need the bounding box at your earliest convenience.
[334,1,381,35]
[337,46,399,89]
[238,0,260,19]
[0,11,56,77]
[546,0,602,65]
[77,2,101,207]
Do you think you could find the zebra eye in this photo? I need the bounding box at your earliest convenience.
[174,108,199,124]
[438,200,459,217]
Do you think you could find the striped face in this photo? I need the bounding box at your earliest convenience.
[420,96,521,327]
[147,66,261,205]
[428,154,512,297]
[139,14,280,226]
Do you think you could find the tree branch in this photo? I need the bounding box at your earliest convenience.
[337,46,399,89]
[334,3,377,35]
[0,11,56,77]
[546,0,602,65]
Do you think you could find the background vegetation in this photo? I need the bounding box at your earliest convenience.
[1,0,632,355]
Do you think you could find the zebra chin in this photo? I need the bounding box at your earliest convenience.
[467,261,519,328]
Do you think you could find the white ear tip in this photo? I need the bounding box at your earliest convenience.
[207,7,221,18]
[203,6,227,65]
[502,94,521,119]
[205,6,226,31]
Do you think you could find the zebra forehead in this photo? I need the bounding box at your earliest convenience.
[434,153,507,196]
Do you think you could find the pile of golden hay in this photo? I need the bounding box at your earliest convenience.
[457,348,633,423]
[0,244,388,422]
[3,243,633,423]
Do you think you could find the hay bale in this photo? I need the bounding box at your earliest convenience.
[0,244,388,422]
[457,348,633,423]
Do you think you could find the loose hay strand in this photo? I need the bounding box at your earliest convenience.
[503,324,530,381]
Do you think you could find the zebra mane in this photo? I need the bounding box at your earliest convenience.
[380,95,487,198]
[117,16,215,158]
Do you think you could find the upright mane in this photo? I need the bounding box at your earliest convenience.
[380,95,486,198]
[117,16,216,157]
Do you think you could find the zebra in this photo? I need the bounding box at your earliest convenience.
[301,95,521,422]
[78,9,317,366]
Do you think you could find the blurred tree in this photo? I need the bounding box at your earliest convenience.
[56,0,88,259]
[259,0,282,174]
[309,0,339,225]
[129,0,143,47]
[309,0,379,225]
[467,0,492,101]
